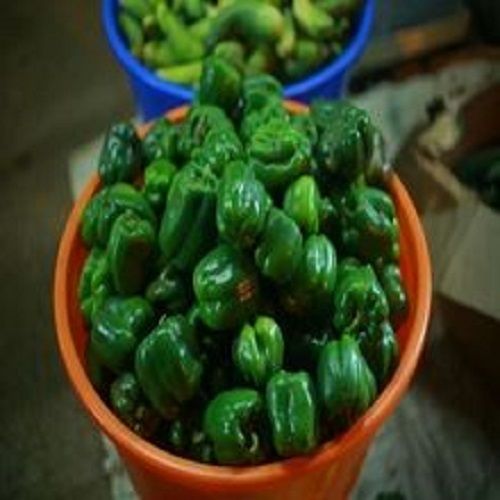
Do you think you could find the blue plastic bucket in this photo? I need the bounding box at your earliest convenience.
[103,0,375,121]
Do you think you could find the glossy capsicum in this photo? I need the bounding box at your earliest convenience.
[317,335,376,428]
[233,316,284,387]
[248,118,312,189]
[145,263,189,314]
[240,99,289,143]
[110,372,160,438]
[281,234,337,316]
[91,296,155,373]
[81,183,156,248]
[358,320,398,389]
[339,185,400,265]
[203,388,267,465]
[135,315,203,419]
[142,117,178,165]
[283,175,322,234]
[242,73,283,113]
[217,160,271,249]
[378,263,408,317]
[255,208,303,284]
[107,212,156,295]
[198,55,242,116]
[266,370,318,457]
[333,260,389,336]
[143,158,177,214]
[193,244,259,330]
[78,248,112,325]
[98,122,142,185]
[158,162,218,272]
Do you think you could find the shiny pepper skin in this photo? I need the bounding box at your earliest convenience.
[339,185,400,265]
[378,263,408,317]
[91,296,155,373]
[203,389,267,465]
[193,244,259,330]
[266,370,318,458]
[233,316,284,387]
[135,315,203,419]
[317,335,376,428]
[107,212,156,295]
[248,118,312,189]
[217,160,271,249]
[255,208,303,285]
[143,158,177,214]
[333,260,389,336]
[283,175,322,234]
[98,122,142,185]
[281,234,337,316]
[142,117,178,165]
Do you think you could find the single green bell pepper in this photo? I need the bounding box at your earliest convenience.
[142,117,178,165]
[255,208,303,284]
[135,315,203,419]
[266,370,318,457]
[98,122,142,185]
[281,234,337,316]
[78,248,112,325]
[206,0,284,50]
[233,316,284,387]
[203,389,266,465]
[143,158,177,214]
[193,244,259,330]
[340,185,400,265]
[91,296,155,373]
[107,212,156,295]
[240,100,289,143]
[198,55,242,116]
[333,260,389,336]
[110,372,160,438]
[283,175,322,234]
[248,118,312,189]
[358,321,398,389]
[378,263,407,317]
[217,160,271,248]
[81,183,156,248]
[158,163,218,272]
[242,74,283,114]
[145,263,189,314]
[317,335,376,428]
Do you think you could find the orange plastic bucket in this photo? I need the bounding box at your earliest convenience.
[54,103,431,500]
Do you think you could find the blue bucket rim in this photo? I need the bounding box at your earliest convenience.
[103,0,374,99]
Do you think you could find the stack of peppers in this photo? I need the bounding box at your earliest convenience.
[79,56,407,465]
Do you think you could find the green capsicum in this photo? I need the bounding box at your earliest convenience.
[241,73,283,114]
[81,183,156,248]
[333,260,389,336]
[266,370,318,458]
[142,117,178,165]
[98,122,142,185]
[358,321,398,389]
[78,248,112,325]
[216,160,271,248]
[255,208,303,284]
[283,175,322,234]
[135,315,203,419]
[110,372,160,438]
[91,296,155,373]
[240,99,289,143]
[339,185,399,265]
[107,211,156,295]
[145,263,189,313]
[281,234,337,317]
[233,316,284,387]
[203,389,267,465]
[317,335,376,428]
[193,244,259,330]
[248,118,312,189]
[198,55,242,116]
[378,263,407,317]
[158,162,218,272]
[143,158,177,214]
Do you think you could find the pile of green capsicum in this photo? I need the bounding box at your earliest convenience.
[79,56,407,465]
[118,0,361,85]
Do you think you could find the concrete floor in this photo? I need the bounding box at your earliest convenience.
[0,1,132,498]
[2,1,500,499]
